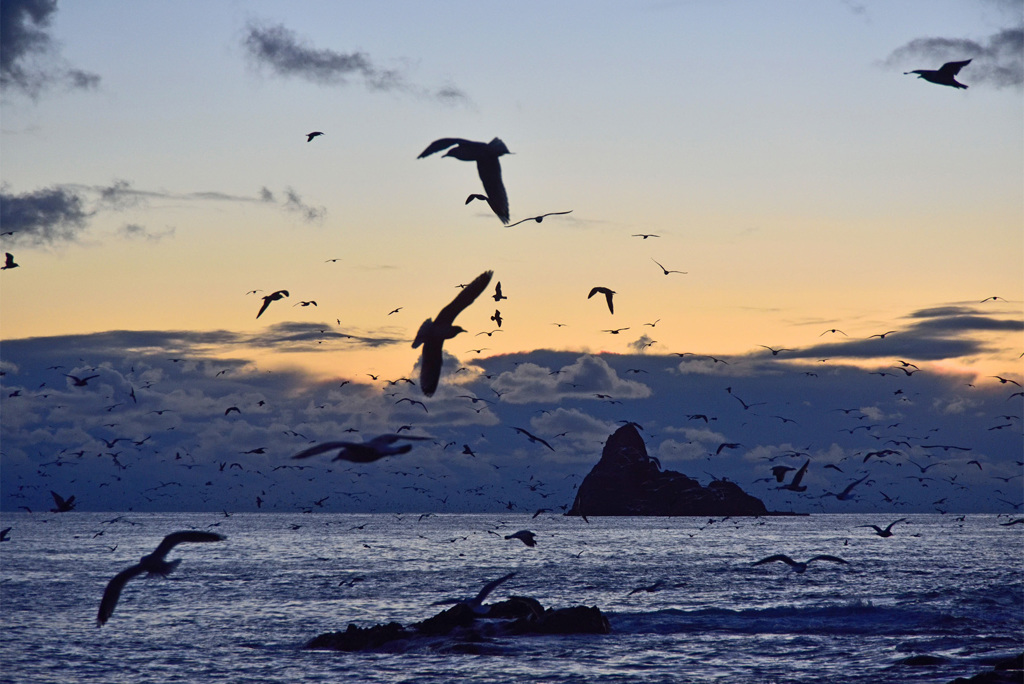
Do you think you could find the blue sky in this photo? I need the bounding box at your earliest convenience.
[1,0,1022,514]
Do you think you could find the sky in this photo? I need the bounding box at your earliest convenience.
[1,0,1022,515]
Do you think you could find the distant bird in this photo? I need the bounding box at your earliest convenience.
[632,234,659,239]
[752,554,848,573]
[505,530,537,547]
[65,374,100,387]
[465,193,488,205]
[492,282,507,301]
[395,397,428,412]
[294,300,317,307]
[97,531,225,626]
[306,131,324,142]
[50,491,76,512]
[980,296,1006,303]
[770,465,795,482]
[224,406,241,415]
[819,328,847,336]
[759,345,793,356]
[413,270,493,396]
[603,328,629,334]
[860,518,907,537]
[256,290,289,318]
[779,460,810,492]
[904,59,971,89]
[651,258,686,275]
[821,475,869,501]
[292,434,431,463]
[419,137,511,223]
[588,286,616,314]
[431,571,517,614]
[1,253,18,270]
[991,376,1022,387]
[868,331,897,339]
[511,426,555,451]
[716,442,742,455]
[490,310,503,327]
[507,210,572,228]
[0,527,10,542]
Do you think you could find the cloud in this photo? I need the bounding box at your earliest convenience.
[885,27,1024,88]
[117,223,175,242]
[281,187,326,223]
[0,184,91,245]
[242,20,467,103]
[0,0,100,97]
[489,353,653,404]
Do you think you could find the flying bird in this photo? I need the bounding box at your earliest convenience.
[490,310,503,327]
[306,131,324,142]
[770,465,796,482]
[752,554,848,573]
[292,434,431,463]
[651,258,686,275]
[588,287,616,314]
[97,530,225,626]
[419,137,511,223]
[431,571,517,614]
[511,426,555,451]
[256,290,289,319]
[904,59,971,89]
[65,374,100,387]
[821,475,869,501]
[504,530,537,547]
[632,234,659,239]
[779,460,810,492]
[413,270,493,396]
[1,253,18,270]
[507,210,572,228]
[50,491,76,512]
[860,518,908,537]
[492,282,507,301]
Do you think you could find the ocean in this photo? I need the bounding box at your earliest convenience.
[0,512,1020,683]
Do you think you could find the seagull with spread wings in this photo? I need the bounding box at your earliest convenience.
[292,434,432,463]
[419,138,511,223]
[256,290,289,319]
[507,210,572,228]
[97,530,225,626]
[588,286,616,314]
[904,59,971,89]
[413,270,493,396]
[752,554,847,573]
[511,427,555,451]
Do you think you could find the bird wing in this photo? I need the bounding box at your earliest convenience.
[256,299,272,319]
[472,571,516,605]
[292,441,358,460]
[97,563,147,626]
[603,291,614,314]
[150,531,226,559]
[419,336,444,397]
[840,475,868,495]
[475,156,509,223]
[939,59,971,77]
[434,271,493,329]
[417,138,469,158]
[753,554,795,567]
[808,555,848,565]
[51,491,67,508]
[791,460,810,486]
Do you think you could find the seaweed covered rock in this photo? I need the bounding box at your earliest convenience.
[567,423,774,517]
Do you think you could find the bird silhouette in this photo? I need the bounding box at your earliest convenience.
[588,286,616,314]
[65,374,100,387]
[904,59,970,89]
[779,460,810,492]
[603,328,629,334]
[50,491,76,512]
[492,282,507,301]
[511,426,555,451]
[292,434,431,463]
[256,290,289,318]
[1,253,18,270]
[419,138,511,223]
[752,554,847,573]
[860,518,907,537]
[632,234,659,239]
[505,530,537,547]
[821,475,869,501]
[651,258,686,275]
[490,310,503,327]
[306,131,324,142]
[507,210,572,228]
[430,572,516,614]
[97,531,225,626]
[413,270,493,396]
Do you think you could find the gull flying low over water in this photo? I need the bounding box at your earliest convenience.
[505,530,537,547]
[778,460,810,492]
[431,572,516,614]
[256,290,289,318]
[419,137,511,224]
[507,210,572,228]
[588,287,616,314]
[752,554,848,574]
[860,518,908,537]
[292,434,431,463]
[905,59,971,89]
[512,426,555,451]
[414,270,493,396]
[97,531,225,626]
[50,491,76,512]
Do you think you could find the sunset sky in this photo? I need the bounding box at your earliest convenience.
[2,0,1021,515]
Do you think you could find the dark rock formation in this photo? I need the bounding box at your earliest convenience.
[947,653,1024,684]
[305,595,610,653]
[567,423,785,517]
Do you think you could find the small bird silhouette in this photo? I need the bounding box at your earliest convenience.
[779,460,810,492]
[419,138,511,224]
[413,270,493,396]
[504,530,537,547]
[507,210,572,228]
[256,290,289,318]
[490,310,503,327]
[97,531,225,626]
[292,434,431,463]
[904,59,970,89]
[65,374,100,387]
[651,258,686,275]
[632,234,659,239]
[306,131,324,142]
[1,253,18,270]
[511,426,555,451]
[752,554,847,573]
[859,518,907,537]
[492,282,507,301]
[588,287,616,314]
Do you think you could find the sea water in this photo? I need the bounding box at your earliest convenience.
[0,512,1020,683]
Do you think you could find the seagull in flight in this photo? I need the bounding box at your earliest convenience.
[632,234,660,239]
[859,518,907,537]
[292,434,431,463]
[256,290,289,319]
[778,459,810,492]
[507,210,572,228]
[505,530,537,547]
[306,131,324,142]
[1,253,18,270]
[588,286,616,314]
[97,530,225,626]
[50,491,76,512]
[511,427,555,451]
[413,270,493,396]
[821,474,869,501]
[904,59,971,89]
[651,258,686,275]
[430,572,516,614]
[65,374,100,387]
[752,554,848,574]
[419,137,512,224]
[492,282,507,301]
